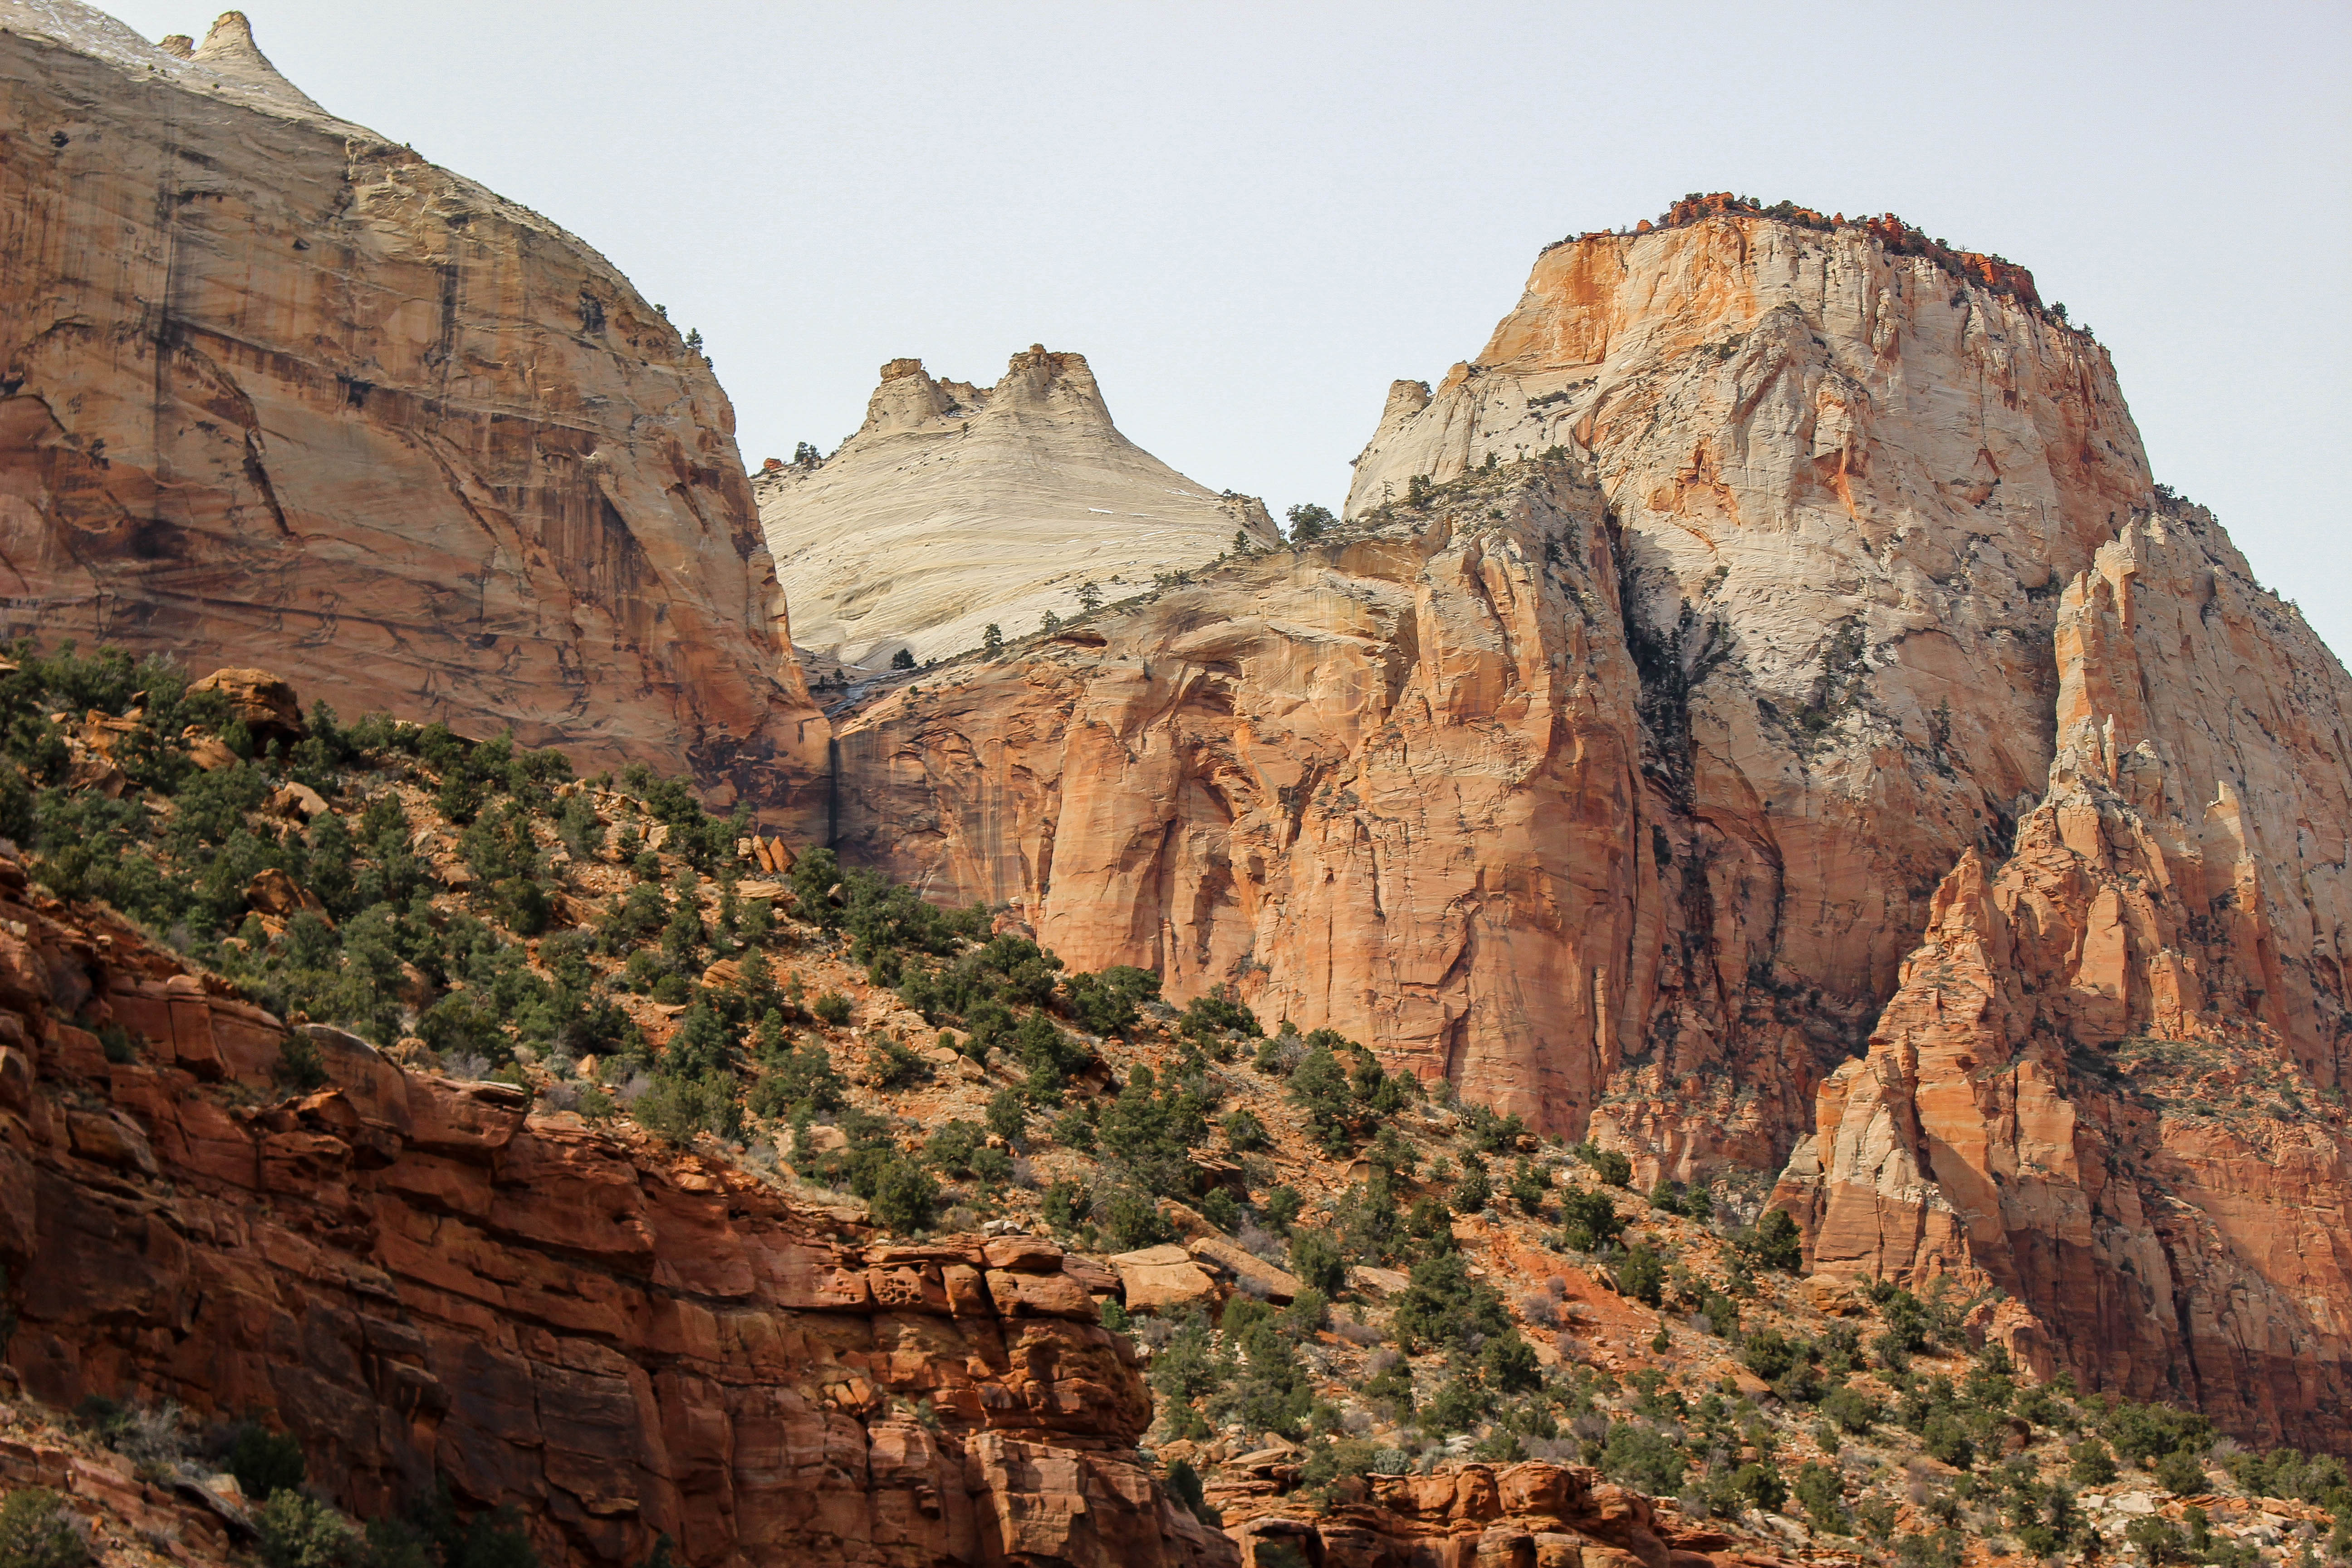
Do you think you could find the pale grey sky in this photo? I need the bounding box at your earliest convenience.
[98,0,2352,658]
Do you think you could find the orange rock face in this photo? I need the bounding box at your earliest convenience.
[835,466,1660,1133]
[1775,504,2352,1450]
[0,9,826,825]
[1214,1460,1768,1568]
[0,866,1228,1566]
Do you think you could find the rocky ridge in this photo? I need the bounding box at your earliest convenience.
[1775,504,2352,1450]
[0,4,828,827]
[756,349,1278,672]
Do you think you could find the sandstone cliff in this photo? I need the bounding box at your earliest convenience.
[1774,500,2352,1450]
[834,206,2156,1166]
[1342,201,2156,1174]
[833,461,1666,1135]
[757,349,1278,671]
[0,5,827,824]
[0,861,1230,1568]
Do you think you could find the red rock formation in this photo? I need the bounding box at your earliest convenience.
[0,5,826,826]
[1774,502,2352,1451]
[0,859,1229,1565]
[837,208,2155,1174]
[834,465,1661,1134]
[1213,1460,1779,1568]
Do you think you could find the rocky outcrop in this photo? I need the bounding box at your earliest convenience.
[0,858,1229,1565]
[833,209,2165,1167]
[1213,1459,1775,1568]
[0,5,827,825]
[1774,503,2352,1451]
[757,348,1278,671]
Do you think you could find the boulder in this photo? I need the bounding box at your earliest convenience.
[1186,1235,1303,1304]
[1110,1243,1219,1313]
[190,669,306,743]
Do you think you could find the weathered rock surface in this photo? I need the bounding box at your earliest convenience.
[1212,1459,1773,1568]
[758,348,1278,670]
[834,209,2156,1165]
[834,463,1658,1131]
[1774,502,2352,1450]
[826,206,2352,1447]
[0,858,1230,1565]
[1342,204,2156,1176]
[0,4,827,825]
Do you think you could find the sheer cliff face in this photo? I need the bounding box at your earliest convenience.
[1775,505,2352,1449]
[0,6,826,824]
[757,349,1277,671]
[835,466,1656,1127]
[1345,215,2160,1169]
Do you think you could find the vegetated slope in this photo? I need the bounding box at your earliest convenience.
[0,647,1226,1568]
[0,3,827,827]
[0,647,2345,1568]
[756,348,1279,673]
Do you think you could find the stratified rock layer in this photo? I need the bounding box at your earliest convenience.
[0,855,1230,1567]
[1774,503,2352,1451]
[758,349,1276,670]
[0,5,826,823]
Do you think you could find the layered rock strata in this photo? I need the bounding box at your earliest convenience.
[1774,503,2352,1450]
[0,5,826,824]
[757,349,1278,670]
[0,857,1228,1566]
[1214,1459,1775,1568]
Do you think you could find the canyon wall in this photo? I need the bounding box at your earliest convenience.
[1774,503,2352,1450]
[0,854,1227,1567]
[758,348,1276,672]
[830,211,2352,1445]
[0,5,826,825]
[833,463,1668,1135]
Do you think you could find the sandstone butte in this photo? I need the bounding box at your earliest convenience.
[832,201,2352,1447]
[756,349,1279,673]
[0,2,829,830]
